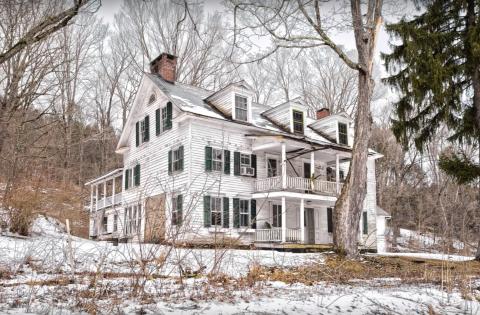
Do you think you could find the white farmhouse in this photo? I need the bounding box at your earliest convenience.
[86,53,389,252]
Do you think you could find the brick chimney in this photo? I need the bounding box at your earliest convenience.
[150,53,178,82]
[316,108,330,120]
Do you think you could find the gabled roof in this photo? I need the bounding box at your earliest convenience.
[376,206,391,217]
[117,73,371,153]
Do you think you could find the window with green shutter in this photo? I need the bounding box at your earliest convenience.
[155,108,160,136]
[124,169,129,190]
[327,207,333,233]
[144,115,150,142]
[168,150,172,174]
[170,146,183,173]
[250,199,256,229]
[134,164,140,186]
[363,212,368,235]
[224,150,230,174]
[223,197,229,228]
[233,198,240,228]
[205,147,212,172]
[251,154,257,178]
[234,152,240,176]
[177,195,183,225]
[166,102,172,130]
[135,122,139,147]
[204,196,211,227]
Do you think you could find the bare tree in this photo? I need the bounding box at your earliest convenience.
[0,0,100,66]
[228,0,387,257]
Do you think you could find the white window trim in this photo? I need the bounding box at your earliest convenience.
[266,154,279,178]
[337,122,349,146]
[232,93,251,123]
[211,147,223,172]
[271,203,283,228]
[171,146,182,172]
[239,199,250,228]
[161,106,168,132]
[240,153,251,168]
[139,119,146,145]
[210,196,223,227]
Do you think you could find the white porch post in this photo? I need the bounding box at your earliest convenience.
[300,198,305,244]
[335,154,340,193]
[112,177,116,200]
[310,151,315,191]
[95,185,99,209]
[282,142,287,189]
[104,181,107,206]
[90,185,94,212]
[282,197,286,243]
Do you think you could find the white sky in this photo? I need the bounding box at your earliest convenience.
[96,0,397,58]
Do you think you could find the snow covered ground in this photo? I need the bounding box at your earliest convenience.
[1,215,480,315]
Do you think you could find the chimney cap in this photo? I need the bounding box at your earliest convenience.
[150,53,177,66]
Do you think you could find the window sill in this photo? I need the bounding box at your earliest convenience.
[169,170,183,176]
[208,227,229,233]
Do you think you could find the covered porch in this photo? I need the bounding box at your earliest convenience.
[252,191,336,245]
[85,168,124,212]
[248,135,349,195]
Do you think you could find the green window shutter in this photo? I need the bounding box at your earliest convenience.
[177,195,183,225]
[144,115,150,142]
[224,150,230,174]
[179,145,184,171]
[134,164,140,186]
[223,197,229,228]
[251,154,257,178]
[363,212,368,235]
[250,199,257,229]
[124,169,129,190]
[155,108,160,135]
[234,152,240,176]
[327,207,333,233]
[204,196,211,227]
[205,146,212,172]
[166,102,172,130]
[168,150,172,174]
[233,198,240,228]
[135,122,139,147]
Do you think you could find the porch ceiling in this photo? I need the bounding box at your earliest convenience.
[251,191,337,206]
[249,137,351,163]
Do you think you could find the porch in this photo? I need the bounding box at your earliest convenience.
[85,168,123,211]
[254,175,343,195]
[251,193,336,246]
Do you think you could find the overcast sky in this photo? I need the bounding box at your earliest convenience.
[96,0,397,57]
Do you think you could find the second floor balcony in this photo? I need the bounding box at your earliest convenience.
[254,175,343,195]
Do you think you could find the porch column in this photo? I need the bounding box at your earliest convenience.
[310,151,315,191]
[282,142,287,189]
[300,198,305,244]
[112,177,116,204]
[281,197,286,243]
[90,185,94,212]
[335,154,340,193]
[95,185,99,210]
[104,181,107,201]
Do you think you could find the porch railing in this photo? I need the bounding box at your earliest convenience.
[255,228,301,243]
[254,176,343,195]
[95,193,122,211]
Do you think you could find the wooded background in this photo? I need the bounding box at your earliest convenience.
[0,0,476,252]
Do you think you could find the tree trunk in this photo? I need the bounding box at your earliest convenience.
[333,69,374,257]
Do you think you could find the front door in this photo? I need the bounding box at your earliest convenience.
[303,162,311,179]
[306,208,315,244]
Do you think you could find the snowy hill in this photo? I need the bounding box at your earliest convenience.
[0,215,479,315]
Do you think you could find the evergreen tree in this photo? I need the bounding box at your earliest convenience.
[382,0,480,259]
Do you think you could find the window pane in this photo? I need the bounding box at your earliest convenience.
[211,197,222,226]
[212,149,222,171]
[162,108,167,131]
[268,159,277,177]
[235,95,248,121]
[240,154,250,166]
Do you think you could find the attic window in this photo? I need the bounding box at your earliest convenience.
[148,93,156,105]
[293,110,304,133]
[235,95,248,121]
[338,122,348,145]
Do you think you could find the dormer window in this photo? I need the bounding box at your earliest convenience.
[293,110,304,133]
[338,122,348,145]
[235,95,248,121]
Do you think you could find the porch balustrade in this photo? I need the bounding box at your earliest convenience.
[95,193,122,211]
[255,228,301,243]
[254,176,343,195]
